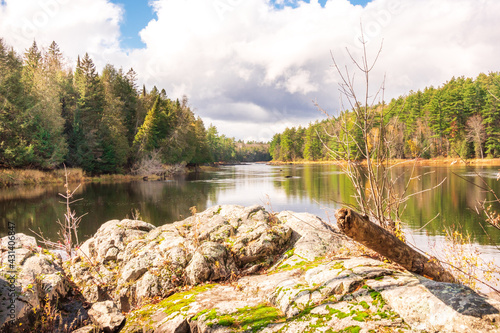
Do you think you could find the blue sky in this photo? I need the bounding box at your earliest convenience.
[109,0,155,49]
[111,0,371,49]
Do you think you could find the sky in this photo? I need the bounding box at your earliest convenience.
[1,0,499,142]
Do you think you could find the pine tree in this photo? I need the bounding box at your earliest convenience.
[134,96,162,153]
[14,40,67,168]
[22,41,42,91]
[303,124,322,161]
[0,39,29,167]
[280,128,294,161]
[428,89,448,155]
[191,117,212,164]
[161,98,197,164]
[207,124,221,161]
[480,73,500,156]
[69,53,106,173]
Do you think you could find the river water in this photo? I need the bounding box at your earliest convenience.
[1,163,499,262]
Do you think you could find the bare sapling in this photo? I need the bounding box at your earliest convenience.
[317,25,444,236]
[318,26,455,283]
[32,165,87,259]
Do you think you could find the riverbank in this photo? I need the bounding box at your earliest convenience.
[0,168,141,188]
[0,162,265,188]
[1,205,500,332]
[268,157,500,167]
[0,163,198,188]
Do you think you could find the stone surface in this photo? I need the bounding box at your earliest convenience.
[0,233,37,251]
[277,211,347,261]
[88,301,126,333]
[0,234,70,331]
[71,324,99,333]
[186,242,237,285]
[367,272,500,332]
[67,205,297,310]
[116,206,500,333]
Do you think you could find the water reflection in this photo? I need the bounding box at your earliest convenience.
[0,179,219,241]
[1,164,500,247]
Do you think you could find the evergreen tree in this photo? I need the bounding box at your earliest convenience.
[191,117,212,164]
[269,134,281,160]
[69,53,106,173]
[280,128,294,161]
[0,39,29,167]
[22,41,42,91]
[16,40,67,168]
[134,96,163,153]
[161,98,198,164]
[480,73,500,156]
[100,64,130,172]
[303,124,322,160]
[207,124,221,161]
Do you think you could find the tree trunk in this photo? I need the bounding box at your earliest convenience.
[335,208,456,283]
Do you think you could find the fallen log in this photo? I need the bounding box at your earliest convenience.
[335,208,456,283]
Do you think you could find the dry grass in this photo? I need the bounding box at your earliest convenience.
[440,228,500,293]
[0,168,84,187]
[88,173,142,183]
[0,168,149,188]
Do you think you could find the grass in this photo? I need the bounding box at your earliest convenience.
[0,168,84,187]
[0,168,145,188]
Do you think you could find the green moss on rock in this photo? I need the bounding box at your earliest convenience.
[122,284,215,331]
[197,304,285,332]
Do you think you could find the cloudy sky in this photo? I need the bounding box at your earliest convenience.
[1,0,499,141]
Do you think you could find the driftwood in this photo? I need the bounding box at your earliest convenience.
[335,208,456,283]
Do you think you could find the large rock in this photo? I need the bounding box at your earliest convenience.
[0,234,71,331]
[88,301,126,333]
[0,233,37,252]
[78,219,156,265]
[367,272,500,332]
[185,242,237,284]
[64,205,500,333]
[123,255,500,333]
[67,205,298,309]
[277,210,349,260]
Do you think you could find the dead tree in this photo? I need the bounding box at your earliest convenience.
[315,26,455,284]
[315,25,445,239]
[336,208,456,283]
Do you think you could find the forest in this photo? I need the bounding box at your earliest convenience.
[270,72,500,161]
[0,39,270,175]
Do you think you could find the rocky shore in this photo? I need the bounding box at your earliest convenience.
[1,205,500,332]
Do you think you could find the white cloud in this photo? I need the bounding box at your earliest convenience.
[284,69,318,95]
[1,0,500,141]
[0,0,124,68]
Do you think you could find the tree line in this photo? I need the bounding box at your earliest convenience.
[0,39,269,174]
[270,73,500,161]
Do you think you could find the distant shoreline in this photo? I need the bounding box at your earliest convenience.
[3,158,500,188]
[267,158,500,167]
[0,168,142,188]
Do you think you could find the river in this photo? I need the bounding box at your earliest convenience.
[1,163,499,263]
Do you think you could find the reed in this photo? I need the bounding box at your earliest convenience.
[0,168,84,187]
